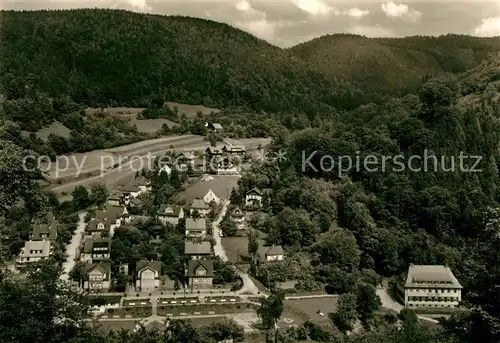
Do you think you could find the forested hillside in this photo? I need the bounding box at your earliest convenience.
[2,9,499,131]
[289,34,500,96]
[0,8,348,127]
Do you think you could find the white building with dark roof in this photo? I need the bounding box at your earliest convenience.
[184,241,211,260]
[18,240,53,263]
[157,204,185,226]
[185,218,207,238]
[404,264,462,309]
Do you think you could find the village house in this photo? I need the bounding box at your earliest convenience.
[222,145,246,155]
[215,156,239,175]
[107,191,123,206]
[128,198,143,214]
[81,262,111,293]
[80,238,111,263]
[157,204,185,226]
[158,164,172,176]
[135,260,162,291]
[175,152,196,171]
[185,218,207,238]
[404,264,462,309]
[245,188,263,207]
[177,175,238,208]
[30,213,59,241]
[132,176,151,193]
[203,189,221,205]
[205,122,223,132]
[86,205,128,237]
[255,245,285,264]
[117,183,141,205]
[205,146,223,157]
[188,259,213,291]
[18,240,53,263]
[190,198,211,217]
[184,241,212,260]
[230,207,245,230]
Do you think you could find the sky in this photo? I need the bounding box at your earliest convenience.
[3,1,500,47]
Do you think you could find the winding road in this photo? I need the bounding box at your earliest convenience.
[212,200,259,295]
[60,212,86,282]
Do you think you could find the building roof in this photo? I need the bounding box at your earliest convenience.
[86,217,110,232]
[266,245,284,256]
[191,198,209,210]
[158,204,183,217]
[246,188,263,196]
[104,205,126,221]
[108,191,123,201]
[130,215,152,225]
[159,165,172,174]
[185,218,206,231]
[132,176,149,187]
[136,260,162,274]
[31,215,59,240]
[231,207,244,218]
[405,264,462,289]
[224,144,246,152]
[184,241,211,255]
[176,152,195,160]
[188,259,213,277]
[206,146,222,155]
[176,175,239,203]
[129,198,142,206]
[118,183,140,193]
[83,262,111,280]
[83,237,111,254]
[22,240,52,258]
[212,123,223,130]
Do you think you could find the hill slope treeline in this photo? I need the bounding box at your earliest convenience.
[290,34,500,95]
[2,9,500,129]
[1,9,348,121]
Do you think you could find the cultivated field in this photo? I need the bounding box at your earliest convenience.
[44,135,206,182]
[48,137,270,200]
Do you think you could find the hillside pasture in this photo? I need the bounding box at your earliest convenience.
[166,102,220,118]
[85,107,178,133]
[21,121,71,140]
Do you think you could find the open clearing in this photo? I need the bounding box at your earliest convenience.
[166,102,220,118]
[284,297,339,325]
[85,107,178,133]
[222,236,250,263]
[85,102,221,132]
[21,121,71,140]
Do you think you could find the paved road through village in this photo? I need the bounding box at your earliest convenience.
[60,212,87,282]
[212,200,259,295]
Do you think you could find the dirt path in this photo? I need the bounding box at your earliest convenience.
[60,212,86,282]
[212,201,229,261]
[376,288,439,324]
[212,201,259,295]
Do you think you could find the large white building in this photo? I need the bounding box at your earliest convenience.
[404,264,462,309]
[18,240,53,263]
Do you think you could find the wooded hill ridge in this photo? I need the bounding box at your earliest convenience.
[1,9,500,127]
